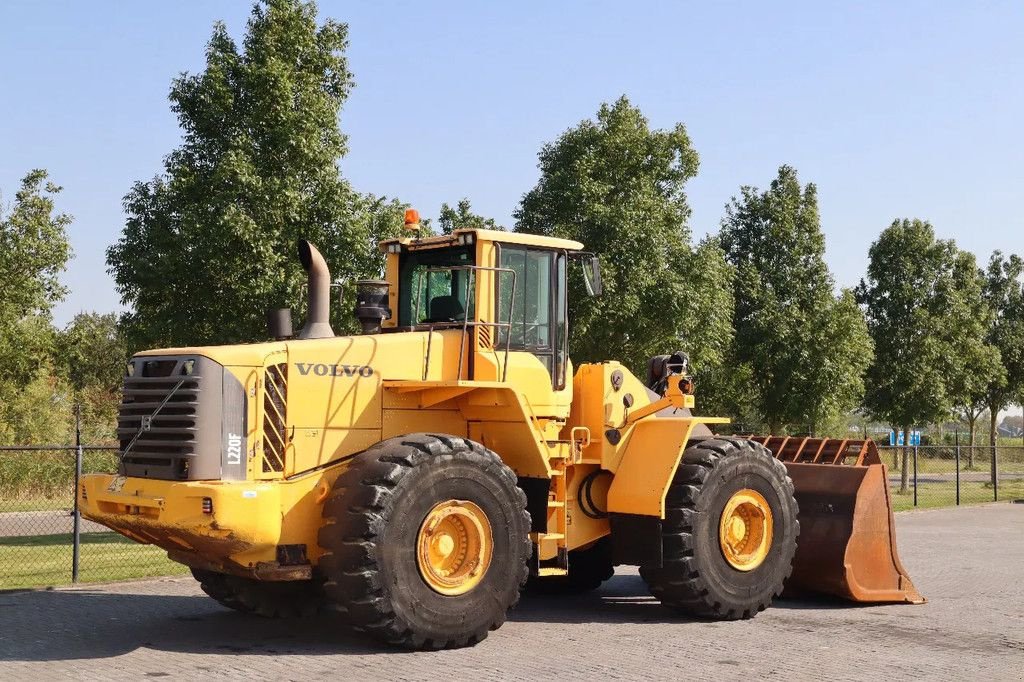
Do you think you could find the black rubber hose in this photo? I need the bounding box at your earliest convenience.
[578,469,611,519]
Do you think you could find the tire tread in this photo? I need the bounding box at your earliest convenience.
[640,437,799,620]
[318,433,530,649]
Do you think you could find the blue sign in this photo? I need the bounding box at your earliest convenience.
[888,430,921,446]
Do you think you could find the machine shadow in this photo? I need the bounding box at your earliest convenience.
[0,576,857,663]
[513,573,846,624]
[0,588,393,663]
[514,575,687,625]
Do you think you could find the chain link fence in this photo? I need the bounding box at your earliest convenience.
[4,408,1024,590]
[878,444,1024,511]
[0,409,187,590]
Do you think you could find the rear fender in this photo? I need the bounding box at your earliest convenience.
[383,380,552,477]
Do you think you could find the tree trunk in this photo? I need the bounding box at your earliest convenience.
[890,426,900,470]
[899,425,910,493]
[967,415,976,468]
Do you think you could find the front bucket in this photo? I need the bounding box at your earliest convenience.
[784,461,925,603]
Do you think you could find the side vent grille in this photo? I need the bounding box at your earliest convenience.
[478,325,493,349]
[262,363,288,473]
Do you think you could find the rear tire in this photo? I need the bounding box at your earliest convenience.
[318,434,531,649]
[191,568,322,618]
[526,537,614,594]
[640,437,799,619]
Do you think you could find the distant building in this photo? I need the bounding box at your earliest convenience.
[999,415,1023,438]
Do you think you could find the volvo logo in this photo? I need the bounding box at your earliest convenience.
[294,363,374,378]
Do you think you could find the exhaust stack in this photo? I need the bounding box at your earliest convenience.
[297,240,334,340]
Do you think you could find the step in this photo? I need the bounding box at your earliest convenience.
[537,566,568,577]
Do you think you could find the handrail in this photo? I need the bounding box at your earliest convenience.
[414,264,517,382]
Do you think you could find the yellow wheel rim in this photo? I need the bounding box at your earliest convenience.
[416,499,493,596]
[718,489,773,571]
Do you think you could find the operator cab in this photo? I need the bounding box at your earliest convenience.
[378,215,600,393]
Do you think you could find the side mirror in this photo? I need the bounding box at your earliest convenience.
[583,255,603,297]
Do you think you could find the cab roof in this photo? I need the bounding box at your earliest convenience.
[379,228,584,253]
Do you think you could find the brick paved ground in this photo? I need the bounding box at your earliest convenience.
[1,504,1021,681]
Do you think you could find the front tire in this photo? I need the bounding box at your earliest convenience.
[640,437,799,619]
[318,434,531,649]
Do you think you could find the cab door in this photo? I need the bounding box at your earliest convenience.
[492,244,572,418]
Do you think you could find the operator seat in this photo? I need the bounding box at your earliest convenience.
[427,296,465,323]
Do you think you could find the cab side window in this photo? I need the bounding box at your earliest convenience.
[497,245,567,389]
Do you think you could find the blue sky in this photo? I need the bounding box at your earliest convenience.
[1,1,1022,326]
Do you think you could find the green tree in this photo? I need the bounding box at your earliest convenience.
[0,169,72,402]
[956,376,997,466]
[438,199,501,234]
[0,170,72,325]
[0,315,57,397]
[857,219,989,491]
[718,166,873,434]
[55,312,128,393]
[681,239,739,417]
[0,368,74,446]
[515,96,734,380]
[107,0,403,350]
[980,252,1024,477]
[950,280,1002,461]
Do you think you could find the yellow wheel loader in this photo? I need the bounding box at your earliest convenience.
[79,218,922,649]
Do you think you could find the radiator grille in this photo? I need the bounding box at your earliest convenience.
[262,363,288,473]
[118,358,201,480]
